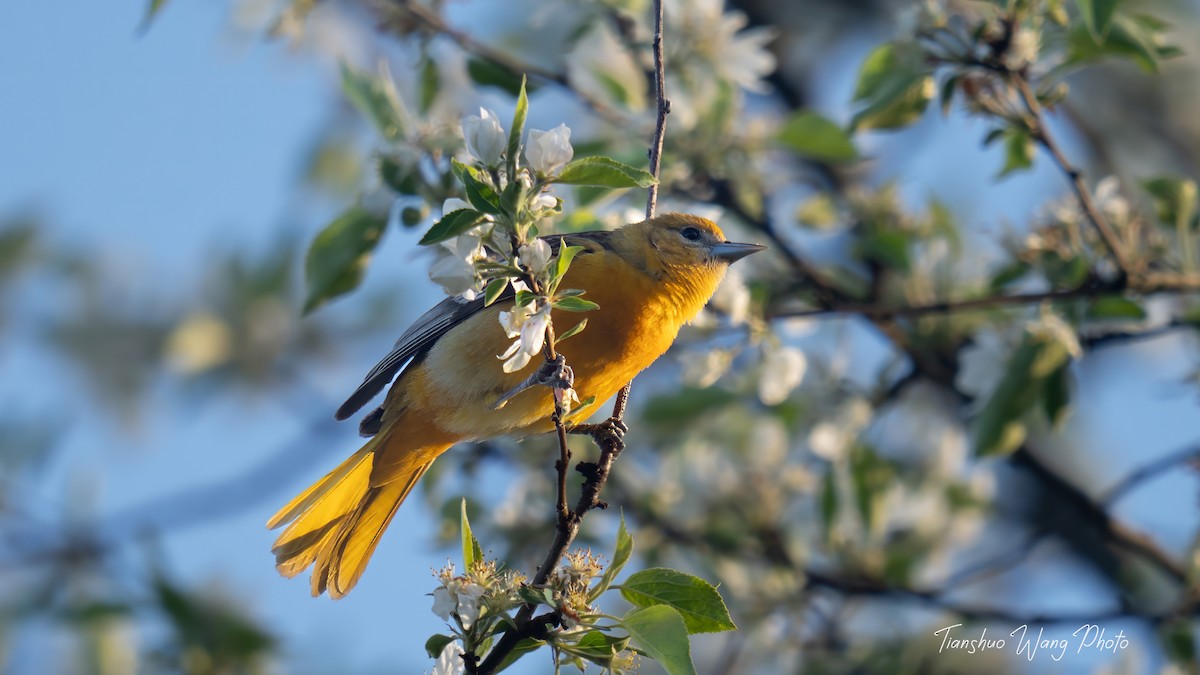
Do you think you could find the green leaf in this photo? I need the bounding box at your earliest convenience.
[466,58,533,97]
[340,61,407,143]
[378,154,421,195]
[1160,618,1198,669]
[820,469,838,542]
[419,209,488,246]
[939,74,959,116]
[426,634,456,659]
[557,318,588,342]
[140,0,170,31]
[572,631,631,666]
[776,111,858,163]
[452,160,503,214]
[1042,363,1072,428]
[851,43,932,131]
[303,206,387,314]
[1142,176,1198,230]
[998,129,1036,178]
[591,514,634,601]
[642,387,737,425]
[989,261,1031,292]
[564,395,597,420]
[973,331,1073,456]
[460,499,483,569]
[484,278,509,306]
[553,296,599,312]
[419,57,439,114]
[620,606,697,675]
[507,77,528,181]
[855,230,910,272]
[554,245,584,282]
[1066,15,1180,73]
[1086,296,1147,320]
[556,157,658,188]
[1075,0,1121,40]
[620,568,736,634]
[849,446,892,536]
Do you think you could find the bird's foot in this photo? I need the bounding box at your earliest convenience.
[568,417,628,451]
[489,355,575,410]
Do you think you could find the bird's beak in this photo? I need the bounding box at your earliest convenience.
[710,241,767,263]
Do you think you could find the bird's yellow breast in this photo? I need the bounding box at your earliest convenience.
[393,239,725,440]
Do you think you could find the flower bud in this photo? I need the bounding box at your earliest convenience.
[462,108,506,167]
[525,124,573,175]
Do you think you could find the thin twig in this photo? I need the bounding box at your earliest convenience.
[1011,75,1134,278]
[768,280,1117,319]
[1100,443,1200,505]
[473,2,669,672]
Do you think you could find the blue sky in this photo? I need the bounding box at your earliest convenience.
[1,2,1196,673]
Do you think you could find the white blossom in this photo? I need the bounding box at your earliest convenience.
[429,641,465,675]
[455,583,486,629]
[1003,25,1040,70]
[525,124,573,175]
[430,577,487,629]
[429,227,485,300]
[462,108,506,167]
[442,197,472,214]
[757,343,806,405]
[1093,176,1131,226]
[431,587,457,620]
[518,238,552,276]
[498,301,550,373]
[532,192,557,211]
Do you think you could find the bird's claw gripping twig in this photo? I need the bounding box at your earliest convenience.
[568,417,628,451]
[490,355,575,410]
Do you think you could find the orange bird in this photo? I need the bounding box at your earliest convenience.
[268,213,764,598]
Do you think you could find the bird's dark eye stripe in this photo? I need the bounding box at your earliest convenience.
[681,227,702,241]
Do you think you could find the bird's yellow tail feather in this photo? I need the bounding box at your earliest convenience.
[268,430,448,598]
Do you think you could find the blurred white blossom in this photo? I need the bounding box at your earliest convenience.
[1028,312,1082,359]
[1093,176,1131,226]
[1002,25,1040,70]
[808,422,848,462]
[757,342,806,405]
[565,24,647,111]
[462,108,506,167]
[956,327,1015,408]
[525,124,573,175]
[683,348,736,388]
[709,266,751,325]
[807,397,873,462]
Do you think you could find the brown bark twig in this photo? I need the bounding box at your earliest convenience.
[471,2,669,672]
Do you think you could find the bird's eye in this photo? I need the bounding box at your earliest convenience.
[681,227,702,241]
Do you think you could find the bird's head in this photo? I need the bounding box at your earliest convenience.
[619,212,766,277]
[609,213,765,319]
